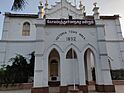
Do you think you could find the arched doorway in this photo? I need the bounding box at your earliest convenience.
[84,48,96,91]
[66,48,77,59]
[50,60,58,80]
[66,48,79,85]
[48,48,60,86]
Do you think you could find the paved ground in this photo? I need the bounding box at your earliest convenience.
[115,85,124,93]
[0,85,123,93]
[0,89,31,93]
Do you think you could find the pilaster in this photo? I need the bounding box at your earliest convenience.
[115,16,123,40]
[78,53,86,85]
[1,16,10,40]
[96,20,114,85]
[86,50,93,81]
[33,19,46,89]
[60,53,67,86]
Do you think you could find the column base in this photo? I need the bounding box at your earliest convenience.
[79,85,88,93]
[31,87,48,93]
[60,86,68,93]
[95,84,115,92]
[68,89,80,93]
[60,85,88,93]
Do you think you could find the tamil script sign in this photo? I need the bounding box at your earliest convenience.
[46,19,95,25]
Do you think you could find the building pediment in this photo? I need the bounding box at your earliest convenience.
[45,0,83,19]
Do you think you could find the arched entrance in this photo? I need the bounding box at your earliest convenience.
[84,48,96,91]
[66,48,79,85]
[50,60,58,80]
[48,48,60,86]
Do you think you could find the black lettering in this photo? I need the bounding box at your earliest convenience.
[66,37,76,41]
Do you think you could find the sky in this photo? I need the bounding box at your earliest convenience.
[0,0,124,39]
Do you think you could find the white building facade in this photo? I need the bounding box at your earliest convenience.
[0,0,124,93]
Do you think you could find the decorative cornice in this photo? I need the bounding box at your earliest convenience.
[35,54,43,57]
[0,51,5,53]
[120,50,124,52]
[98,40,124,42]
[100,15,119,19]
[97,40,106,42]
[35,23,45,27]
[117,32,122,33]
[101,69,110,71]
[99,53,108,56]
[95,24,104,27]
[0,40,44,43]
[4,12,119,20]
[0,39,123,43]
[3,30,8,32]
[35,40,44,42]
[5,12,38,18]
[106,40,124,42]
[35,70,43,72]
[85,15,119,20]
[0,61,4,63]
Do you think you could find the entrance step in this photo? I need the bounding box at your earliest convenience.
[48,81,60,87]
[49,87,59,93]
[68,91,83,93]
[68,86,79,90]
[88,85,96,92]
[68,86,82,93]
[68,89,83,93]
[48,85,99,93]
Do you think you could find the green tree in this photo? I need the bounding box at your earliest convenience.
[11,0,27,11]
[7,54,29,83]
[29,51,35,76]
[0,65,6,86]
[0,53,35,86]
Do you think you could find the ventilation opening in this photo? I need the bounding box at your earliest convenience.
[69,15,73,20]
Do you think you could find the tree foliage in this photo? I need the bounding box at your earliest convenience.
[0,52,35,86]
[11,0,27,11]
[111,69,124,80]
[29,51,35,76]
[7,54,29,83]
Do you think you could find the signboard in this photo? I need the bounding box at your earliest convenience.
[46,19,95,26]
[55,30,86,41]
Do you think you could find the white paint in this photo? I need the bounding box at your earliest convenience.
[0,0,124,89]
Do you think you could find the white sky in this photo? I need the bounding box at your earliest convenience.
[0,0,124,39]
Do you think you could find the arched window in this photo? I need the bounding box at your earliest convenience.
[66,48,77,59]
[48,48,60,81]
[22,22,30,36]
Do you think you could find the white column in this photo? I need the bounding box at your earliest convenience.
[43,53,49,87]
[115,17,123,40]
[2,16,10,40]
[34,19,46,87]
[94,53,103,85]
[60,53,67,86]
[79,53,86,85]
[96,25,113,85]
[87,50,93,81]
[34,55,44,87]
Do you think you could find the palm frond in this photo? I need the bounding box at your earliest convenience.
[11,0,27,11]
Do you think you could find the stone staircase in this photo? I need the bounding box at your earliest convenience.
[49,85,96,93]
[68,86,81,93]
[49,87,60,93]
[49,86,83,93]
